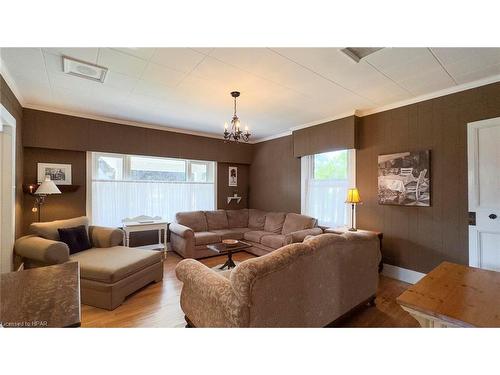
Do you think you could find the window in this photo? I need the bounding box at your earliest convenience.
[301,149,356,227]
[89,152,215,227]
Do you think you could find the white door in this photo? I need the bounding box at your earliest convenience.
[468,117,500,271]
[0,107,16,273]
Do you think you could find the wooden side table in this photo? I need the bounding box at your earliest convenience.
[0,262,81,328]
[323,226,384,273]
[397,262,500,327]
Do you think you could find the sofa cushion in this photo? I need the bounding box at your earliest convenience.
[248,209,266,230]
[281,213,317,235]
[264,212,286,234]
[226,209,249,228]
[210,228,251,241]
[30,216,89,241]
[194,231,221,246]
[260,234,291,249]
[69,246,162,283]
[176,211,208,232]
[205,210,229,231]
[58,225,92,254]
[244,230,275,243]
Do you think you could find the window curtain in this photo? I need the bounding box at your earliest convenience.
[301,150,356,227]
[91,180,215,227]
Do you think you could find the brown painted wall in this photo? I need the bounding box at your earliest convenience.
[249,136,300,213]
[1,76,23,238]
[357,82,500,273]
[20,109,252,234]
[23,109,253,164]
[217,163,249,210]
[22,148,87,233]
[249,82,500,274]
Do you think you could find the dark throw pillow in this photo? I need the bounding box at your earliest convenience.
[58,225,92,255]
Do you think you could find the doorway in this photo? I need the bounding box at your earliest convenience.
[0,104,16,273]
[467,116,500,271]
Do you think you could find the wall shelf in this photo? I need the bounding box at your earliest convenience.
[23,184,80,194]
[227,196,242,204]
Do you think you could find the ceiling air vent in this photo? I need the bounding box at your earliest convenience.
[62,56,108,83]
[341,47,383,63]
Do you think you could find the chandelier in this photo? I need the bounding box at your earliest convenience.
[223,91,250,142]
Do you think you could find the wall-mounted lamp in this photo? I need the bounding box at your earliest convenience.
[32,176,61,222]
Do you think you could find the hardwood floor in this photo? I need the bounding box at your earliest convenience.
[81,252,419,328]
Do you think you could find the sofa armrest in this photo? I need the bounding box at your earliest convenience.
[89,226,124,248]
[14,235,70,265]
[175,259,248,327]
[286,227,323,243]
[169,223,194,239]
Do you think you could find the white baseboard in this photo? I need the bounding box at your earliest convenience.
[381,263,426,284]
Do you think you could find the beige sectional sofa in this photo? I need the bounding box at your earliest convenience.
[170,209,323,259]
[176,232,381,327]
[14,217,164,310]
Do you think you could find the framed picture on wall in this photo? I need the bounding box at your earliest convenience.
[37,163,72,185]
[228,166,237,186]
[377,151,430,206]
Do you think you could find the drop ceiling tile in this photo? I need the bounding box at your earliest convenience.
[1,48,45,72]
[150,48,206,73]
[112,48,156,61]
[431,48,500,67]
[48,71,102,93]
[103,71,138,92]
[42,48,99,63]
[97,48,148,78]
[141,62,187,87]
[365,48,442,82]
[132,80,178,101]
[452,63,500,84]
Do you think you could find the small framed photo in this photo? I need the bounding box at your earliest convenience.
[37,163,72,185]
[228,166,237,186]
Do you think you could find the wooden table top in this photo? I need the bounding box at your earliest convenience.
[206,241,252,254]
[0,262,81,328]
[397,262,500,327]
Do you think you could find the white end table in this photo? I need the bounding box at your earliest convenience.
[122,217,168,257]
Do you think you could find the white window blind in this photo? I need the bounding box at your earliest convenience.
[89,152,216,227]
[301,149,356,227]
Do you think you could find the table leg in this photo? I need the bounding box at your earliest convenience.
[219,250,236,270]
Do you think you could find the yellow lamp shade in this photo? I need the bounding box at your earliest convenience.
[346,188,361,204]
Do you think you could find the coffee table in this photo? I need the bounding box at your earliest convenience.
[206,241,252,270]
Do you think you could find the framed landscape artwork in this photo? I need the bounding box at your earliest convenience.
[377,151,430,206]
[37,163,72,185]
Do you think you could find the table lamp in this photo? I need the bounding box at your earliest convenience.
[345,188,361,231]
[33,176,61,222]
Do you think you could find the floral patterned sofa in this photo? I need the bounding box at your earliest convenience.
[175,232,381,327]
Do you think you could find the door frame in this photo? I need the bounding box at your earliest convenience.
[0,103,16,273]
[467,116,500,268]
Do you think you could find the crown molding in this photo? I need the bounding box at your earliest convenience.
[357,74,500,117]
[289,110,358,132]
[6,66,500,145]
[253,130,293,143]
[252,75,500,143]
[0,59,25,106]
